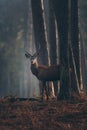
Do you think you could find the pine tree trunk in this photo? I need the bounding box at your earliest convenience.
[48,0,58,96]
[31,0,48,65]
[70,0,81,94]
[31,0,49,98]
[52,0,70,100]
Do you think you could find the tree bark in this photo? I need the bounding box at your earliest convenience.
[48,0,58,96]
[31,0,49,97]
[52,0,70,100]
[70,0,81,94]
[31,0,49,65]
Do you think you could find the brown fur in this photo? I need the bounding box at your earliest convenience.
[31,64,60,100]
[25,52,60,100]
[31,64,60,81]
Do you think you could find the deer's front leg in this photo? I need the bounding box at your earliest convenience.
[44,82,49,100]
[42,81,49,101]
[41,81,46,101]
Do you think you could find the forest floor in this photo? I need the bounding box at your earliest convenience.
[0,94,87,130]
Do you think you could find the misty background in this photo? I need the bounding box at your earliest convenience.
[0,0,87,98]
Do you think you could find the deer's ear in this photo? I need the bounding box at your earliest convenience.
[33,52,39,57]
[25,51,32,58]
[33,45,40,57]
[25,53,30,58]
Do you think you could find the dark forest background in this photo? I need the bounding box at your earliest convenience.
[0,0,87,99]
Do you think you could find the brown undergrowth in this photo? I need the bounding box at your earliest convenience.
[0,95,87,130]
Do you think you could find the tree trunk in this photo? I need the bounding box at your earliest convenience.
[31,0,49,65]
[52,0,70,100]
[70,0,81,94]
[80,33,87,92]
[31,0,49,98]
[48,0,58,96]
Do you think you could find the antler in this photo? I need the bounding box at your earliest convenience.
[25,51,32,58]
[25,45,40,58]
[33,45,40,57]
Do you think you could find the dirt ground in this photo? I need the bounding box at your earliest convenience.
[0,95,87,130]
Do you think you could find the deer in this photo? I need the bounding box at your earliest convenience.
[25,50,60,101]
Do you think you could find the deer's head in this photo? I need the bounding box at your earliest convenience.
[25,46,40,63]
[25,51,39,67]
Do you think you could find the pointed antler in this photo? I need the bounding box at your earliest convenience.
[25,51,32,58]
[33,45,40,57]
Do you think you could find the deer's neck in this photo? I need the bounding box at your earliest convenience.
[34,61,38,68]
[31,62,38,76]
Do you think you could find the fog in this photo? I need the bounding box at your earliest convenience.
[0,0,87,97]
[0,0,40,98]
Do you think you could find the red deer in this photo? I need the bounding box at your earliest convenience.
[25,51,60,101]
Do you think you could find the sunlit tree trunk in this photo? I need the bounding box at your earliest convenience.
[23,0,39,98]
[31,0,49,98]
[23,1,30,98]
[31,0,48,65]
[47,0,58,96]
[42,0,58,97]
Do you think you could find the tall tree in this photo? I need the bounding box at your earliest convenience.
[80,34,87,91]
[43,0,58,96]
[31,0,48,65]
[70,0,81,94]
[31,0,49,97]
[79,0,87,92]
[52,0,70,100]
[48,0,58,96]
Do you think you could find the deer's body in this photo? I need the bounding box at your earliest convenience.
[25,51,59,101]
[31,64,60,81]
